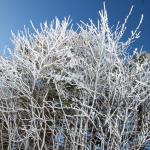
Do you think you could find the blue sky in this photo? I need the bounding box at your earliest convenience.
[0,0,149,55]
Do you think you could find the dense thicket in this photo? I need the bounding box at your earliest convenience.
[0,5,149,150]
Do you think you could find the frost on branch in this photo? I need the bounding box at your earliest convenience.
[0,5,149,150]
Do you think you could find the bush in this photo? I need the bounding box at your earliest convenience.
[0,4,149,150]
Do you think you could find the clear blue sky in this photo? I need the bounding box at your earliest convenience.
[0,0,149,55]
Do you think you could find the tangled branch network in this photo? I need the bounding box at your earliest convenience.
[0,4,149,150]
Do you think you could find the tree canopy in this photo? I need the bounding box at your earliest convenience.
[0,5,149,150]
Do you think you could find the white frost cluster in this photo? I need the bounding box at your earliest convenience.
[0,4,149,150]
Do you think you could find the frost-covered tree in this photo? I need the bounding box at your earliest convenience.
[0,4,149,150]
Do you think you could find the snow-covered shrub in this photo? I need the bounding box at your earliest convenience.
[0,4,149,150]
